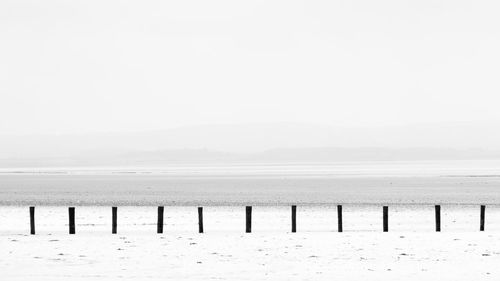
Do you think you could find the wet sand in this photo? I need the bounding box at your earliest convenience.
[1,174,500,205]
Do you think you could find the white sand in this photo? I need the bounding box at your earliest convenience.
[1,205,499,280]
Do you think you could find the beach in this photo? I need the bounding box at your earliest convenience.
[1,205,500,280]
[3,0,500,278]
[1,161,500,280]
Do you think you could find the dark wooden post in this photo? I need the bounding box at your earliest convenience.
[291,205,297,233]
[198,207,204,233]
[68,207,75,234]
[480,205,486,231]
[383,206,388,232]
[112,207,117,234]
[246,206,252,233]
[435,205,441,232]
[337,205,343,232]
[157,206,164,234]
[29,206,35,235]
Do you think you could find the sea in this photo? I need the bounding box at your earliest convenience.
[1,160,500,206]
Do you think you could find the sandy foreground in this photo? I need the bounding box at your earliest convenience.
[1,205,500,280]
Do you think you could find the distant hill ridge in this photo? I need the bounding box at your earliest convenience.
[1,122,500,167]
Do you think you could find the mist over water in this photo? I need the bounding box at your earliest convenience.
[2,160,500,176]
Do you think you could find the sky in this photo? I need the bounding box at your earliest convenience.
[1,0,500,136]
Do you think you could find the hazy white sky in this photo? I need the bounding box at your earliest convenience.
[1,0,500,135]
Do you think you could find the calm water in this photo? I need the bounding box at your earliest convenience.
[1,161,500,206]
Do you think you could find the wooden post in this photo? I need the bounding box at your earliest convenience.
[112,207,117,234]
[246,206,252,233]
[68,207,75,234]
[480,205,486,231]
[198,207,204,233]
[435,205,441,232]
[291,205,297,233]
[29,206,35,235]
[383,206,388,232]
[337,205,343,232]
[157,206,164,234]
